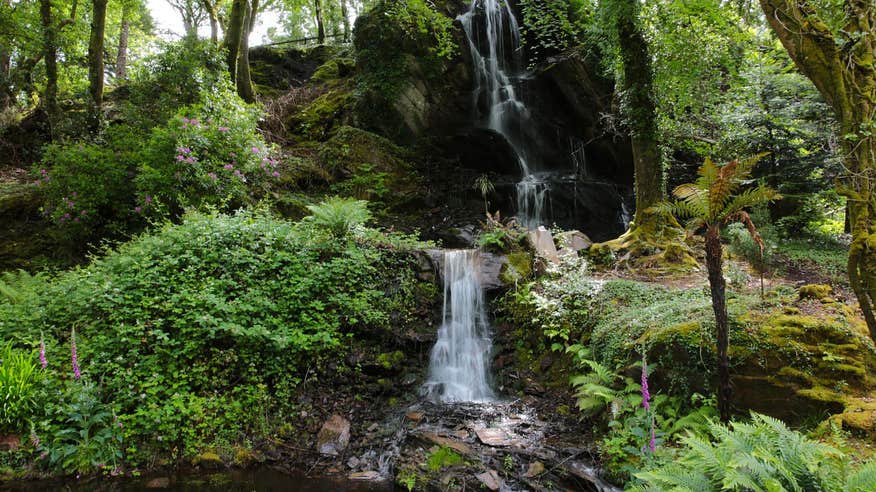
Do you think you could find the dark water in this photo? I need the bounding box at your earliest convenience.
[0,469,393,492]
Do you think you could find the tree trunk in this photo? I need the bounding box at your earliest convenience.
[0,47,11,111]
[40,0,59,135]
[341,0,350,43]
[615,0,663,226]
[235,0,255,103]
[224,0,246,83]
[759,0,876,340]
[705,225,731,423]
[314,0,325,44]
[203,0,220,43]
[88,0,108,132]
[116,10,130,81]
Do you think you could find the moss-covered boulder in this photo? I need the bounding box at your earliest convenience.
[317,126,422,209]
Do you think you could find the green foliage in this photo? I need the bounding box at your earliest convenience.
[126,38,228,129]
[354,0,457,98]
[475,213,526,253]
[0,270,47,305]
[426,446,463,471]
[37,381,123,475]
[726,221,775,274]
[0,344,39,434]
[518,0,591,63]
[305,196,372,237]
[135,81,280,220]
[631,412,875,492]
[0,211,424,464]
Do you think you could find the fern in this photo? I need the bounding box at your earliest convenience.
[635,412,873,492]
[305,196,372,237]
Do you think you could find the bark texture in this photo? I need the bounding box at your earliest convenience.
[705,225,731,423]
[315,0,326,44]
[759,0,876,339]
[116,12,130,80]
[40,0,59,133]
[88,0,108,131]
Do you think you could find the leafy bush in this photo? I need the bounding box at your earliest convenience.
[518,0,591,63]
[631,412,876,492]
[126,38,228,129]
[305,196,372,237]
[37,381,123,475]
[135,81,281,220]
[0,344,39,434]
[0,211,424,463]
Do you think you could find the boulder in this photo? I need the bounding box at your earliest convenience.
[317,415,351,456]
[475,470,502,491]
[556,230,593,252]
[528,226,559,263]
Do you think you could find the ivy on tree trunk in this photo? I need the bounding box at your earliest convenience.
[88,0,108,132]
[759,0,876,340]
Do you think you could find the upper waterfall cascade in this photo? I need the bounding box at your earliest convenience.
[458,0,547,228]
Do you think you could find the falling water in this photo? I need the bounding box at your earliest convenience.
[459,0,546,228]
[423,250,494,402]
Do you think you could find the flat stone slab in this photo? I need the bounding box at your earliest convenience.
[475,427,521,447]
[417,432,472,455]
[475,470,502,491]
[349,471,382,481]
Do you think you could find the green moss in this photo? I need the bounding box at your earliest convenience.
[192,451,224,468]
[426,446,463,471]
[500,252,533,286]
[289,87,355,141]
[377,350,406,370]
[311,58,356,83]
[798,284,833,301]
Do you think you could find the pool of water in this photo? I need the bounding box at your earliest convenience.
[1,469,393,491]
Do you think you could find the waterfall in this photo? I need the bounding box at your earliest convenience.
[423,250,494,402]
[459,0,545,228]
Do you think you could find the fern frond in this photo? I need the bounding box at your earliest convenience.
[847,461,876,492]
[720,186,780,221]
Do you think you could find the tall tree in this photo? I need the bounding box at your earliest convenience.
[224,0,245,80]
[758,0,876,340]
[314,0,325,44]
[40,0,59,132]
[340,0,350,42]
[166,0,206,37]
[236,0,256,102]
[658,158,779,422]
[88,0,108,131]
[202,0,221,42]
[116,5,131,80]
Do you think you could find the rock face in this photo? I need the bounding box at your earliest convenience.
[426,249,509,292]
[528,227,559,264]
[317,415,351,456]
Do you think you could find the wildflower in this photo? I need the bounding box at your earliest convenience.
[224,164,234,171]
[218,126,230,133]
[145,195,153,205]
[177,155,185,161]
[71,328,81,381]
[39,334,47,369]
[251,146,260,154]
[649,423,656,452]
[271,171,281,178]
[190,118,199,127]
[641,355,650,411]
[63,212,71,220]
[207,172,218,181]
[134,206,142,214]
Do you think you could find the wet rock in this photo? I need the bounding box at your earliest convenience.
[145,477,171,489]
[525,461,545,477]
[475,427,521,447]
[479,252,509,291]
[556,230,593,252]
[405,410,425,422]
[317,415,351,456]
[475,470,502,491]
[528,226,559,263]
[416,432,472,455]
[347,456,360,469]
[349,471,381,481]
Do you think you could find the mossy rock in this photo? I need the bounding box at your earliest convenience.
[311,58,356,83]
[288,87,355,141]
[500,252,533,287]
[317,126,421,207]
[192,451,224,469]
[798,284,833,302]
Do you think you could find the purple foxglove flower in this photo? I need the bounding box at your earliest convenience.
[649,422,656,452]
[641,357,650,411]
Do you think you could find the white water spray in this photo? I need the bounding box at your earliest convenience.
[459,0,546,228]
[423,250,494,402]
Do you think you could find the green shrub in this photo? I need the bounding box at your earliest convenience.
[135,81,280,220]
[631,412,876,492]
[305,196,372,237]
[126,37,228,129]
[0,211,424,463]
[0,343,39,434]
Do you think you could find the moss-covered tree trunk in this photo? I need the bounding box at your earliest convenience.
[236,0,256,103]
[341,0,350,43]
[116,8,130,81]
[705,225,731,423]
[40,0,59,136]
[224,0,245,83]
[759,0,876,340]
[314,0,325,44]
[615,0,662,226]
[203,0,220,43]
[87,0,108,131]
